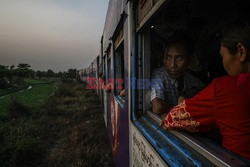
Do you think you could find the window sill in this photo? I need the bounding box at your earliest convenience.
[133,111,250,166]
[114,95,125,108]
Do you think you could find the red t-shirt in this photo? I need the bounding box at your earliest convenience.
[164,74,250,159]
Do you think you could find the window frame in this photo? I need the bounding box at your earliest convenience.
[113,41,126,107]
[112,14,126,107]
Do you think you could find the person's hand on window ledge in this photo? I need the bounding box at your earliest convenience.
[119,89,125,97]
[178,96,185,104]
[103,82,113,93]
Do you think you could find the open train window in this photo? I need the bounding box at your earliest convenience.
[107,55,111,80]
[132,0,250,165]
[113,20,125,106]
[114,42,125,97]
[136,0,230,131]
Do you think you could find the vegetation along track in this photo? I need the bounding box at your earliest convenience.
[0,80,114,167]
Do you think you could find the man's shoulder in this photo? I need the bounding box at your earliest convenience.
[152,67,164,73]
[152,67,168,77]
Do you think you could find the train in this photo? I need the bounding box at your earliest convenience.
[77,0,250,166]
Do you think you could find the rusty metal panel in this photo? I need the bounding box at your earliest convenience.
[136,0,167,30]
[137,0,152,28]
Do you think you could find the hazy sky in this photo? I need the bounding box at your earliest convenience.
[0,0,109,72]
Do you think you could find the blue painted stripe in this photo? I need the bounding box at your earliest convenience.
[132,116,212,166]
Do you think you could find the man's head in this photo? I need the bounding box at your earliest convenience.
[163,30,193,79]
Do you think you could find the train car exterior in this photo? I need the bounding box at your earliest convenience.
[84,0,250,166]
[101,1,129,166]
[76,67,89,83]
[76,69,83,83]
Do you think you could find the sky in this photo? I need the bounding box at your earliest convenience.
[0,0,109,72]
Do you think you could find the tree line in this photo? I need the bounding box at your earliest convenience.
[0,63,77,89]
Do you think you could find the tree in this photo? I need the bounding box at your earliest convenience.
[29,69,35,78]
[67,68,77,78]
[17,63,30,70]
[46,69,54,77]
[36,70,42,79]
[0,65,8,88]
[16,63,31,78]
[57,71,63,78]
[6,65,16,86]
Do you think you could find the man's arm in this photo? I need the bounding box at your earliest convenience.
[152,98,172,116]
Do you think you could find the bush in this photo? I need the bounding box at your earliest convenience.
[0,130,45,167]
[0,78,8,89]
[61,79,75,84]
[54,84,74,97]
[0,81,114,167]
[13,77,26,85]
[7,97,31,118]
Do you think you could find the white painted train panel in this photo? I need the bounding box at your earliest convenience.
[130,124,168,167]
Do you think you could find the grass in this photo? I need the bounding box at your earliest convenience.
[24,78,50,84]
[0,79,59,116]
[0,85,28,97]
[0,81,114,167]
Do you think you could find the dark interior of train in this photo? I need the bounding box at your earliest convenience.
[149,0,250,84]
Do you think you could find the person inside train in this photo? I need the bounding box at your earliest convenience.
[119,88,125,97]
[161,18,250,159]
[150,29,204,116]
[99,73,112,93]
[99,72,125,96]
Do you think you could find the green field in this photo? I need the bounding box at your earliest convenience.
[0,79,60,116]
[0,85,28,97]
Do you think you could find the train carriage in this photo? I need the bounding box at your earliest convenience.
[84,0,250,166]
[76,67,89,83]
